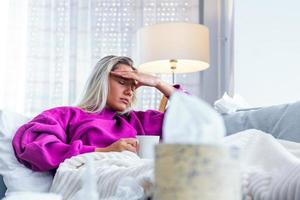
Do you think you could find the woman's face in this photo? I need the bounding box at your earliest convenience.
[106,64,136,112]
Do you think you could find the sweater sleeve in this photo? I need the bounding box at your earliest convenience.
[133,110,164,137]
[12,108,96,171]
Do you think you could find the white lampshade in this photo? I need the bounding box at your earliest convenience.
[137,23,210,74]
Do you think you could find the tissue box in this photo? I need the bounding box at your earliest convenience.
[154,144,241,200]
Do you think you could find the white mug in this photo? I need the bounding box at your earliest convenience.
[136,135,160,159]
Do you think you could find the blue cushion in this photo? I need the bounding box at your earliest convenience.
[223,101,300,142]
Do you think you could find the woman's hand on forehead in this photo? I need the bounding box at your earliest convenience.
[110,70,160,88]
[110,70,138,80]
[110,71,138,85]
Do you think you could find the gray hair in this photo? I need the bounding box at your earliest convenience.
[77,55,136,113]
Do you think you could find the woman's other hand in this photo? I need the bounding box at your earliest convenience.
[95,138,138,153]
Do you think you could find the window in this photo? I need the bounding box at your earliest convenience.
[234,1,300,106]
[0,0,200,115]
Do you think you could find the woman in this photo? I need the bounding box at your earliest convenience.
[12,55,177,172]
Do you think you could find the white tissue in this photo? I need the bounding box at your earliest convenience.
[214,92,250,114]
[163,92,225,144]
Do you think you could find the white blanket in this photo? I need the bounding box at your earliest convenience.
[50,151,154,200]
[224,129,300,200]
[50,129,300,200]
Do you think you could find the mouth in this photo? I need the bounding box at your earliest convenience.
[120,98,129,105]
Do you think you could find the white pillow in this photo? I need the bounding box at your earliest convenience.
[0,110,53,195]
[214,92,251,114]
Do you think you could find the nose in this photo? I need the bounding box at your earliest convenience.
[124,86,133,97]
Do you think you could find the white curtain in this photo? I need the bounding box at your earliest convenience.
[202,0,234,104]
[0,1,28,113]
[0,0,201,115]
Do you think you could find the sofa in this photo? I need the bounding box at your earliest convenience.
[1,100,300,198]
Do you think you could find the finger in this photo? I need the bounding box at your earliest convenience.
[111,71,137,80]
[126,144,137,153]
[111,70,136,73]
[110,71,135,76]
[136,82,143,88]
[110,71,125,78]
[124,138,138,146]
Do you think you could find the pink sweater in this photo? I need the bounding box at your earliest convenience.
[12,107,163,171]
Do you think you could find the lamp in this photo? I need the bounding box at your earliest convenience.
[137,22,210,84]
[137,23,210,111]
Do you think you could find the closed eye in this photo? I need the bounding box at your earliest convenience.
[118,79,126,85]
